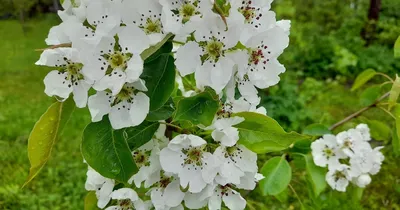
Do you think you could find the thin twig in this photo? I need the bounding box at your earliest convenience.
[377,106,396,119]
[35,43,72,51]
[159,122,183,131]
[376,73,394,82]
[289,184,304,209]
[329,92,390,130]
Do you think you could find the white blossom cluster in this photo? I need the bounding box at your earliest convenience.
[85,105,266,210]
[36,0,291,209]
[35,0,290,130]
[311,124,384,192]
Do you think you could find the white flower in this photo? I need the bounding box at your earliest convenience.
[82,35,146,95]
[130,140,162,188]
[87,81,150,129]
[58,0,87,22]
[46,16,94,46]
[311,134,344,170]
[354,174,372,188]
[349,146,384,176]
[356,123,371,141]
[86,0,122,36]
[159,134,217,193]
[159,0,213,35]
[213,145,258,185]
[175,14,241,93]
[326,165,351,192]
[85,168,115,208]
[36,48,92,108]
[230,0,276,43]
[226,97,267,115]
[206,116,245,147]
[336,129,370,157]
[120,0,167,45]
[207,184,247,210]
[149,173,185,210]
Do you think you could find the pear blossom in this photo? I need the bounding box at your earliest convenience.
[148,173,185,210]
[311,134,343,169]
[36,48,92,108]
[88,81,150,129]
[85,168,115,208]
[159,134,220,193]
[326,165,351,192]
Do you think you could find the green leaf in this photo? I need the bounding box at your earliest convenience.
[124,121,160,151]
[146,98,175,121]
[395,36,400,58]
[23,98,75,187]
[304,154,327,197]
[259,156,292,196]
[141,54,176,111]
[274,188,289,203]
[359,85,381,106]
[141,33,174,61]
[233,112,311,154]
[84,191,99,210]
[82,116,138,183]
[173,91,219,126]
[351,69,377,91]
[365,120,391,141]
[144,41,173,63]
[388,75,400,110]
[303,123,331,136]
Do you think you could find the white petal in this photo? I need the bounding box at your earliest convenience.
[43,71,73,99]
[176,42,202,76]
[119,25,150,54]
[125,54,144,83]
[88,91,112,122]
[159,148,184,173]
[164,179,185,207]
[94,69,126,95]
[208,195,222,210]
[73,80,91,108]
[129,92,150,126]
[222,190,246,210]
[109,101,134,129]
[110,188,138,202]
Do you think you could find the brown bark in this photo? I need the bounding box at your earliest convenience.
[361,0,381,45]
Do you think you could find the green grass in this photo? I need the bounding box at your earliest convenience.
[0,15,90,209]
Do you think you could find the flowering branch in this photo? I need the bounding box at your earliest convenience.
[329,91,390,130]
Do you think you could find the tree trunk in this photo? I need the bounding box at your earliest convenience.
[361,0,381,45]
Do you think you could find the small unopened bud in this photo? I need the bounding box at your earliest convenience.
[356,174,371,188]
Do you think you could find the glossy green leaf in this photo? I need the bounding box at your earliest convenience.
[141,54,176,111]
[360,85,381,106]
[173,91,219,126]
[366,120,391,141]
[303,123,331,136]
[351,69,377,91]
[124,121,160,151]
[144,41,173,63]
[395,36,400,58]
[259,156,292,195]
[84,191,99,210]
[82,116,138,183]
[23,98,75,187]
[233,112,311,154]
[388,75,400,110]
[146,98,175,121]
[304,154,327,197]
[141,33,174,61]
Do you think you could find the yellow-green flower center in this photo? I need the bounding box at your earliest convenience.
[144,18,162,34]
[180,3,197,22]
[108,51,129,69]
[205,40,224,61]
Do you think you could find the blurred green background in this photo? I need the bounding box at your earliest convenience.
[0,0,399,209]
